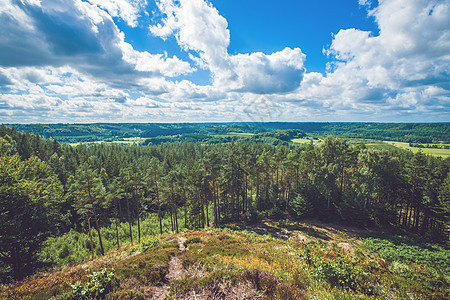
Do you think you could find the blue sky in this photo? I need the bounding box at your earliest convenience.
[0,0,449,123]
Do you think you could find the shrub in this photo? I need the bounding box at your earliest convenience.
[140,236,160,252]
[240,269,278,295]
[70,268,116,299]
[267,206,283,219]
[290,193,313,219]
[273,282,305,300]
[313,257,372,294]
[183,237,203,248]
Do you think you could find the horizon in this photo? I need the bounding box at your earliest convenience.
[0,0,449,123]
[4,121,450,125]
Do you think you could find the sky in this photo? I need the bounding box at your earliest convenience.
[0,0,449,123]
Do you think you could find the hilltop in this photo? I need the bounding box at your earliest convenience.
[1,220,448,299]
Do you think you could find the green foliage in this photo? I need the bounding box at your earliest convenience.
[364,236,449,269]
[183,236,203,248]
[70,268,116,300]
[139,236,160,252]
[291,193,313,219]
[313,257,372,294]
[114,241,177,286]
[0,154,64,281]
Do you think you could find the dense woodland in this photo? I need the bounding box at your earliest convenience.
[0,125,449,284]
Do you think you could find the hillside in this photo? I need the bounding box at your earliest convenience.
[1,220,448,299]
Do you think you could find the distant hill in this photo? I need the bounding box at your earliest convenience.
[5,122,450,144]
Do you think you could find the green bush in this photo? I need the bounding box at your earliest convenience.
[183,237,203,248]
[70,268,116,299]
[313,257,373,294]
[140,236,160,252]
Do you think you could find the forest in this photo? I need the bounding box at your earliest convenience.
[0,124,449,288]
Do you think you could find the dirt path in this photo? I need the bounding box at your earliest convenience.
[151,236,186,299]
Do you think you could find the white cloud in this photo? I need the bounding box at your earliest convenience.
[87,0,147,27]
[120,41,194,76]
[150,0,306,94]
[358,0,372,7]
[292,0,450,118]
[0,0,192,83]
[229,48,305,94]
[132,97,161,107]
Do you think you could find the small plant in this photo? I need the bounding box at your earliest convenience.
[140,236,160,252]
[183,236,203,248]
[70,268,116,299]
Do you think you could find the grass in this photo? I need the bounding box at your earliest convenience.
[67,137,147,147]
[291,138,317,145]
[212,132,256,138]
[382,141,450,158]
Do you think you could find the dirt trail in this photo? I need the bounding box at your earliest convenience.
[151,236,186,299]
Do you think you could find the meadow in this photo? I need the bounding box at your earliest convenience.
[382,141,450,158]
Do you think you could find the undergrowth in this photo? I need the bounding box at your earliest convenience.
[1,221,448,300]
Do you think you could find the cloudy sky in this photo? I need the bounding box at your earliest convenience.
[0,0,449,123]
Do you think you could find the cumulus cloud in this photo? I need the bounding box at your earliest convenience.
[150,0,306,94]
[291,0,450,119]
[230,48,305,94]
[0,0,192,81]
[87,0,148,27]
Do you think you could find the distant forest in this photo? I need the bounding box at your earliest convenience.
[8,122,450,144]
[1,124,449,282]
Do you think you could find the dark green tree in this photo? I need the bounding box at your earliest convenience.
[0,154,64,281]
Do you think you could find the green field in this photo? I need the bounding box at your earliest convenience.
[383,141,450,158]
[212,132,255,138]
[68,137,147,147]
[291,138,321,145]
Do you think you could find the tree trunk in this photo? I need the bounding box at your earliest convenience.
[88,188,104,256]
[201,190,205,228]
[213,181,218,227]
[134,185,141,243]
[175,201,179,233]
[184,188,188,229]
[85,211,94,260]
[125,192,133,244]
[155,174,162,235]
[244,173,247,213]
[205,190,209,227]
[114,198,120,250]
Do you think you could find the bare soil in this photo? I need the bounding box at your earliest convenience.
[151,236,186,299]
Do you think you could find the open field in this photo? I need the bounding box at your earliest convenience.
[68,137,147,147]
[383,141,450,158]
[291,138,314,144]
[212,132,256,138]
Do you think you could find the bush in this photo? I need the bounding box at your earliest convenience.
[245,206,259,224]
[70,268,116,299]
[183,237,203,248]
[267,206,283,219]
[240,269,278,294]
[140,236,160,252]
[290,193,313,219]
[313,257,372,294]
